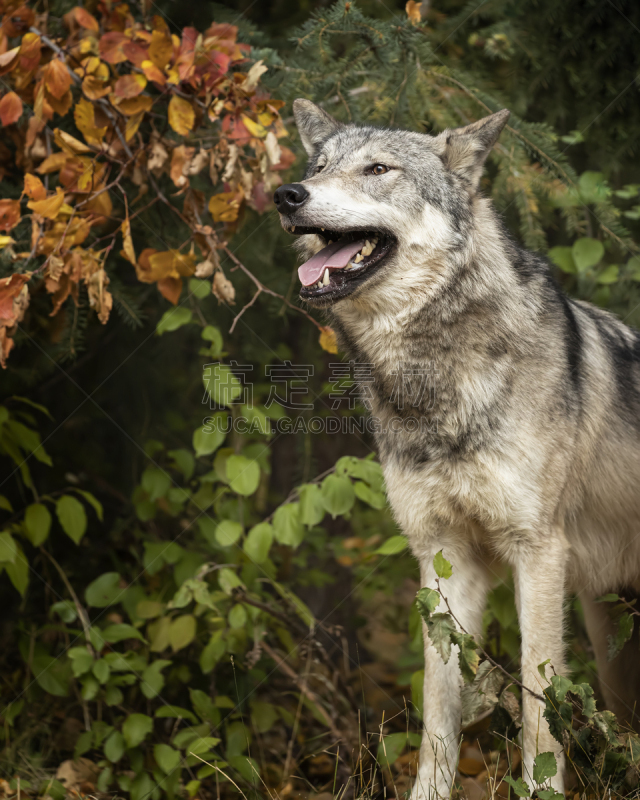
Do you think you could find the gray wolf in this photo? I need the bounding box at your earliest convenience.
[274,99,640,798]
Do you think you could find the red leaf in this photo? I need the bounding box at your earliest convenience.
[0,91,22,125]
[99,31,128,64]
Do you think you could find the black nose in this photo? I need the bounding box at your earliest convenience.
[274,183,309,214]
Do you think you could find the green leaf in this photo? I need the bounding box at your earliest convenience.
[536,790,564,800]
[188,736,221,756]
[85,572,122,607]
[0,531,18,562]
[101,623,145,643]
[215,519,243,547]
[105,730,126,762]
[203,364,241,407]
[597,264,619,284]
[572,237,604,271]
[92,659,110,684]
[416,587,441,620]
[228,603,247,628]
[298,483,325,526]
[451,630,480,683]
[168,449,195,480]
[156,306,192,335]
[377,732,409,768]
[68,647,94,677]
[32,654,68,696]
[189,688,221,726]
[23,503,52,546]
[375,535,407,555]
[141,659,171,699]
[5,542,28,595]
[320,474,355,518]
[201,325,223,355]
[533,751,558,784]
[141,468,171,502]
[169,614,196,652]
[607,611,634,660]
[243,522,273,564]
[189,277,210,299]
[251,701,278,734]
[56,495,87,544]
[433,550,452,579]
[73,490,104,521]
[155,705,198,723]
[154,743,181,774]
[218,567,243,595]
[353,480,386,509]
[427,612,456,664]
[200,631,225,674]
[122,713,153,748]
[503,776,530,797]
[226,455,260,496]
[548,247,576,274]
[0,495,12,512]
[193,414,227,457]
[272,503,304,547]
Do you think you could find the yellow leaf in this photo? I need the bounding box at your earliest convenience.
[125,111,145,142]
[115,96,153,117]
[54,128,92,154]
[168,95,195,136]
[0,236,15,248]
[319,326,338,354]
[37,152,71,174]
[23,173,46,201]
[148,29,173,69]
[242,114,267,139]
[208,192,240,223]
[74,97,108,146]
[121,216,136,266]
[27,187,66,220]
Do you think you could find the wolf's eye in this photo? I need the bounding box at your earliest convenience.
[370,164,389,175]
[316,164,325,173]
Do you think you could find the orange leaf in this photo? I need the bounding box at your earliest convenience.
[169,144,194,188]
[44,87,73,117]
[115,95,152,116]
[82,62,111,100]
[114,73,147,98]
[168,94,195,136]
[0,91,22,125]
[23,173,46,201]
[99,31,128,64]
[19,33,41,73]
[319,326,338,354]
[148,29,173,69]
[0,272,31,323]
[157,276,182,305]
[405,0,422,24]
[44,58,72,100]
[0,46,20,76]
[0,199,21,231]
[27,186,65,219]
[73,7,99,31]
[140,59,166,85]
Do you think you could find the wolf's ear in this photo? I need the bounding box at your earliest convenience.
[435,109,510,191]
[293,99,342,158]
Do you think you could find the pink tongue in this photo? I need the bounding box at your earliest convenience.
[298,239,365,287]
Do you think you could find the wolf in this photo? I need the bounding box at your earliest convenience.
[273,99,640,798]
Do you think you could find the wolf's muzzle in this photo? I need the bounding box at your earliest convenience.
[273,183,309,214]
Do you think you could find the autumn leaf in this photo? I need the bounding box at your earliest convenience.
[0,47,20,77]
[44,58,72,100]
[23,174,46,202]
[37,153,70,174]
[54,129,92,155]
[0,200,21,231]
[0,92,23,126]
[27,187,66,220]
[121,216,136,266]
[72,7,99,31]
[319,326,338,354]
[157,276,182,305]
[242,114,268,139]
[114,73,147,98]
[116,96,153,116]
[168,95,195,136]
[99,31,128,64]
[0,273,31,322]
[208,192,241,223]
[87,268,112,324]
[405,0,423,24]
[170,145,195,188]
[74,98,108,146]
[141,60,166,85]
[148,30,173,69]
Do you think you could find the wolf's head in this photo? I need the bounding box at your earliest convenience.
[274,100,509,309]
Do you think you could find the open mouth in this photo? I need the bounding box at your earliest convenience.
[290,227,396,302]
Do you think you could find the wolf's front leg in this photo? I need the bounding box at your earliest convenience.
[514,536,567,796]
[412,545,491,799]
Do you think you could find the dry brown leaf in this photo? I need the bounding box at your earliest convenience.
[212,270,235,304]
